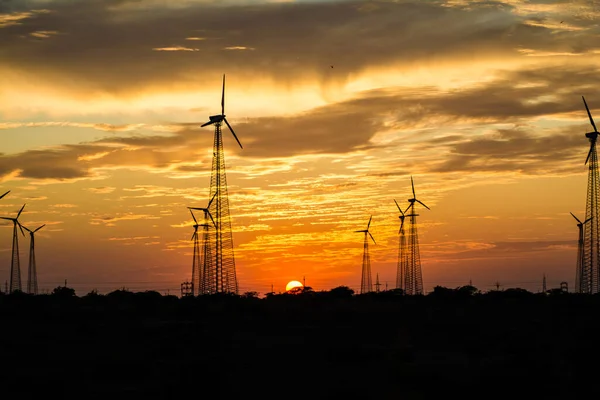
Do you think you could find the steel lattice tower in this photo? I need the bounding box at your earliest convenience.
[199,215,214,294]
[403,177,429,295]
[188,210,201,296]
[581,96,600,294]
[356,216,375,294]
[1,204,25,293]
[394,199,407,291]
[189,194,216,295]
[24,224,45,295]
[571,212,591,293]
[201,75,243,294]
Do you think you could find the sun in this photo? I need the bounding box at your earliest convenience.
[285,280,304,292]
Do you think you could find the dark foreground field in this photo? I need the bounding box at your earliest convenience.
[0,286,598,399]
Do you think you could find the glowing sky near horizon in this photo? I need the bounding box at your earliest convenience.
[1,0,600,295]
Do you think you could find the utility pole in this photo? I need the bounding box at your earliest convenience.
[542,273,547,293]
[495,281,500,291]
[375,273,381,293]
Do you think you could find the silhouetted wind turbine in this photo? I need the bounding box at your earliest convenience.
[394,199,408,291]
[189,191,217,295]
[404,176,429,295]
[23,224,45,295]
[581,96,600,293]
[188,209,201,296]
[200,74,242,294]
[355,215,375,294]
[1,204,26,293]
[571,212,592,293]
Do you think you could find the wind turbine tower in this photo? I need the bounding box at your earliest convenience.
[571,212,592,293]
[188,209,201,296]
[23,224,45,295]
[355,216,376,294]
[189,192,217,295]
[394,199,408,291]
[404,177,430,295]
[581,96,600,294]
[1,204,26,293]
[200,75,243,294]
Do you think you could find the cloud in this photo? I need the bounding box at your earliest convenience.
[86,187,116,194]
[152,46,199,52]
[1,0,596,97]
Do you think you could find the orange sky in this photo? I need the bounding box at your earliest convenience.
[0,0,599,295]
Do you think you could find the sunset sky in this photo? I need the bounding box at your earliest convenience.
[1,0,599,295]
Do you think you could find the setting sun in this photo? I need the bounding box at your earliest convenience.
[285,281,304,292]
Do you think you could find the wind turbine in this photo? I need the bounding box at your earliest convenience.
[355,215,376,294]
[394,199,408,291]
[404,176,429,295]
[571,212,592,293]
[581,96,600,293]
[1,204,26,293]
[189,191,217,295]
[188,209,201,296]
[200,74,242,294]
[23,224,45,295]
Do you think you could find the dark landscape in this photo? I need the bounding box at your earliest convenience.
[1,286,598,398]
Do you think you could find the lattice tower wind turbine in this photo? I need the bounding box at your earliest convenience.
[404,177,429,295]
[23,224,45,295]
[1,204,26,293]
[355,215,376,294]
[394,199,408,291]
[582,96,600,294]
[200,75,243,294]
[189,192,217,295]
[572,212,592,293]
[188,209,201,296]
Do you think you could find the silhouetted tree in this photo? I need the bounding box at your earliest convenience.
[329,286,355,297]
[52,286,76,297]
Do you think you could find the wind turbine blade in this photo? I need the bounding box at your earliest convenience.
[367,215,372,230]
[570,212,582,224]
[584,217,593,224]
[416,200,430,210]
[189,209,198,224]
[585,145,593,165]
[0,190,9,199]
[394,199,404,215]
[0,217,12,221]
[191,231,196,241]
[583,96,598,132]
[17,204,25,219]
[355,230,366,233]
[18,222,25,237]
[400,219,404,232]
[34,224,45,232]
[369,232,376,245]
[23,225,32,233]
[411,176,416,198]
[208,212,216,228]
[224,118,243,149]
[208,190,217,208]
[201,120,216,128]
[221,74,225,115]
[404,204,412,214]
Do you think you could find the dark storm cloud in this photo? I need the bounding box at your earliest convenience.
[1,0,596,94]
